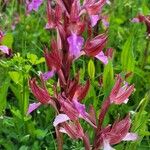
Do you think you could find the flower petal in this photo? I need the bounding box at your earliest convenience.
[27,0,43,12]
[73,98,86,117]
[67,33,84,58]
[59,127,68,134]
[103,140,115,150]
[90,15,99,27]
[0,45,9,54]
[95,51,108,64]
[122,133,138,141]
[131,18,140,23]
[53,114,70,127]
[42,69,55,81]
[27,102,41,114]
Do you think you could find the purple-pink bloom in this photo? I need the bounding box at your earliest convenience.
[67,33,84,58]
[27,102,41,114]
[90,15,100,27]
[53,114,70,127]
[131,18,140,23]
[26,0,43,12]
[0,45,9,54]
[42,69,55,81]
[72,98,86,117]
[95,51,108,64]
[122,133,138,141]
[103,140,115,150]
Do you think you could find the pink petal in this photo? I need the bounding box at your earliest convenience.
[95,51,108,64]
[41,69,55,81]
[0,45,9,54]
[27,0,43,12]
[27,102,41,114]
[67,33,84,58]
[122,133,138,141]
[53,114,70,127]
[90,15,100,27]
[59,127,68,134]
[131,18,140,23]
[103,140,115,150]
[72,98,86,117]
[33,0,43,11]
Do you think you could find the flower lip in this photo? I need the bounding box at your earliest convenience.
[26,0,43,12]
[27,102,41,114]
[67,33,84,58]
[0,45,9,55]
[53,114,70,127]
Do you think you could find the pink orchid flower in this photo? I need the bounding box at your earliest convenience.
[110,75,134,104]
[94,114,138,150]
[26,0,43,13]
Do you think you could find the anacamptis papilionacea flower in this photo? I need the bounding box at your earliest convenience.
[27,1,138,150]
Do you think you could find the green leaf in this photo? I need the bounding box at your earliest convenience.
[9,71,22,84]
[88,59,95,80]
[11,109,22,119]
[34,129,47,139]
[1,33,14,48]
[27,53,45,65]
[103,60,114,96]
[121,36,135,74]
[36,57,45,64]
[0,78,10,115]
[19,146,29,150]
[27,53,38,64]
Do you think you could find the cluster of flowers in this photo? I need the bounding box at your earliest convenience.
[26,0,138,149]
